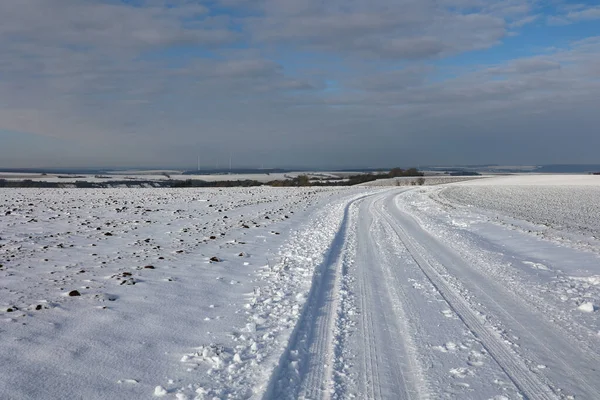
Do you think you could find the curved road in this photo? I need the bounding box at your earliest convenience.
[267,189,600,400]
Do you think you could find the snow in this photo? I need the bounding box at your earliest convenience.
[2,174,600,399]
[0,187,375,399]
[441,176,600,252]
[0,171,347,184]
[578,302,597,313]
[453,173,600,186]
[154,386,168,397]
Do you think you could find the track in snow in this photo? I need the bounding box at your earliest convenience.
[264,195,362,400]
[265,189,600,400]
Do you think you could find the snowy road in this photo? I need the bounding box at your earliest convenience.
[268,188,600,400]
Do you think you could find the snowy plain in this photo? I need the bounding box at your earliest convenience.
[0,171,346,184]
[0,187,376,399]
[0,172,289,184]
[1,174,600,399]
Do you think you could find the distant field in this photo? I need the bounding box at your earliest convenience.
[451,174,600,186]
[440,174,600,240]
[0,171,348,184]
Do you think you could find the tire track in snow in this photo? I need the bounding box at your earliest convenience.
[380,199,560,400]
[263,194,372,400]
[299,204,354,400]
[353,194,425,400]
[357,249,384,400]
[386,191,600,399]
[428,185,600,364]
[368,202,431,399]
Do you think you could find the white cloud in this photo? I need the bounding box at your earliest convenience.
[567,6,600,21]
[546,4,600,25]
[546,15,572,25]
[247,1,512,59]
[509,14,539,28]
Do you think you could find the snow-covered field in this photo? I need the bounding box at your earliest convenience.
[0,187,374,399]
[2,175,600,399]
[0,172,291,183]
[441,178,600,251]
[0,171,346,184]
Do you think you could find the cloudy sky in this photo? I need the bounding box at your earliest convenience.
[1,0,599,169]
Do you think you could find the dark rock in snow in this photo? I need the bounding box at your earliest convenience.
[68,290,81,296]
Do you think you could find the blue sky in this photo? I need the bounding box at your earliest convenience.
[0,0,599,168]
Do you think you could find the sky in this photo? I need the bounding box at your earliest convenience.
[0,0,599,169]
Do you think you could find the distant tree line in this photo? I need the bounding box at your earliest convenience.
[0,168,423,188]
[266,168,423,187]
[445,171,481,176]
[171,179,263,188]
